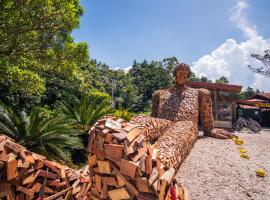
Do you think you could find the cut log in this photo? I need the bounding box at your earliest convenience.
[136,177,150,193]
[17,159,29,168]
[98,161,111,174]
[18,186,34,199]
[104,133,113,143]
[112,131,127,141]
[108,188,130,200]
[104,144,123,160]
[149,167,159,186]
[116,175,125,187]
[105,119,121,132]
[100,178,108,199]
[131,147,147,163]
[160,167,175,185]
[124,124,137,132]
[44,187,72,200]
[159,179,166,200]
[88,154,97,167]
[104,176,117,187]
[120,159,137,179]
[145,156,152,175]
[126,128,140,143]
[26,155,35,164]
[37,170,58,180]
[95,175,102,193]
[22,173,36,185]
[7,157,18,180]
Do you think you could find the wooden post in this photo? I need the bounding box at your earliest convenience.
[214,90,218,120]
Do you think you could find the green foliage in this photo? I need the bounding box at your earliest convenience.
[0,0,83,60]
[129,60,174,112]
[0,0,88,109]
[200,76,212,83]
[162,57,180,82]
[229,86,258,100]
[112,109,136,121]
[215,76,229,84]
[88,88,112,105]
[3,66,46,110]
[189,71,201,81]
[248,49,270,78]
[90,59,140,110]
[0,102,82,165]
[57,94,112,133]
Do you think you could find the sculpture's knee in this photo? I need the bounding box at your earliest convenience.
[157,121,197,168]
[131,115,173,142]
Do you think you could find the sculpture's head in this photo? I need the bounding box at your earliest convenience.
[173,63,191,85]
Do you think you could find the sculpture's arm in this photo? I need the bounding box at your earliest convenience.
[198,88,214,136]
[198,89,233,139]
[151,91,160,117]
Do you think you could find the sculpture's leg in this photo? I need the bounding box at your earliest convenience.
[130,115,173,142]
[157,121,197,169]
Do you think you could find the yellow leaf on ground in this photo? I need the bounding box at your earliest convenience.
[240,153,250,159]
[256,169,266,177]
[235,139,244,145]
[239,148,247,153]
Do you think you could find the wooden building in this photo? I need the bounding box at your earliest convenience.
[236,93,270,127]
[187,81,242,129]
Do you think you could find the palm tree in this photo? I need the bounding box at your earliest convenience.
[0,103,83,165]
[57,95,112,133]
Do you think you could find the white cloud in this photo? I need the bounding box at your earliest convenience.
[124,66,132,73]
[114,66,132,73]
[252,74,270,91]
[230,0,258,39]
[192,0,270,91]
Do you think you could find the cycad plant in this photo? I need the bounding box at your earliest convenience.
[57,94,112,165]
[57,95,113,133]
[0,103,83,165]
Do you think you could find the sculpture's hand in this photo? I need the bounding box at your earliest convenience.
[210,128,235,139]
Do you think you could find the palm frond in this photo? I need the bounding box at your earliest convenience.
[0,102,27,139]
[57,94,112,132]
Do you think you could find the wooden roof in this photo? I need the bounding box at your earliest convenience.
[250,93,270,100]
[236,99,270,109]
[187,81,242,93]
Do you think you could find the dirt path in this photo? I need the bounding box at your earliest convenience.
[176,129,270,200]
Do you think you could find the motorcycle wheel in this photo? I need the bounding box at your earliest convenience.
[249,122,261,133]
[233,123,243,132]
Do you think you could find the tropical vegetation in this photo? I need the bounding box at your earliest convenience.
[0,0,262,166]
[0,103,82,165]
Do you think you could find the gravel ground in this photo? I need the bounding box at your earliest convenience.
[176,129,270,200]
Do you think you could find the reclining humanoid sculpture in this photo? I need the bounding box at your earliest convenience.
[132,63,233,169]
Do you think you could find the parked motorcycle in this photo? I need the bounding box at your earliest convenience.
[233,117,261,133]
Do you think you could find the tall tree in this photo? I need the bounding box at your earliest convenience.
[89,59,139,110]
[200,76,212,83]
[248,49,270,78]
[0,0,88,109]
[215,76,229,84]
[243,86,256,99]
[189,71,201,82]
[162,57,179,84]
[129,60,172,112]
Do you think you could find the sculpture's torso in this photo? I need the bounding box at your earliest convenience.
[155,86,199,125]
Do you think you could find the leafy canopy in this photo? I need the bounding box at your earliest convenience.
[0,0,89,109]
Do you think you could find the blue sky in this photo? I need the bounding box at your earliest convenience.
[72,0,270,90]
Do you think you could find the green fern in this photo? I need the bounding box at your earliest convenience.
[0,102,83,165]
[57,95,112,133]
